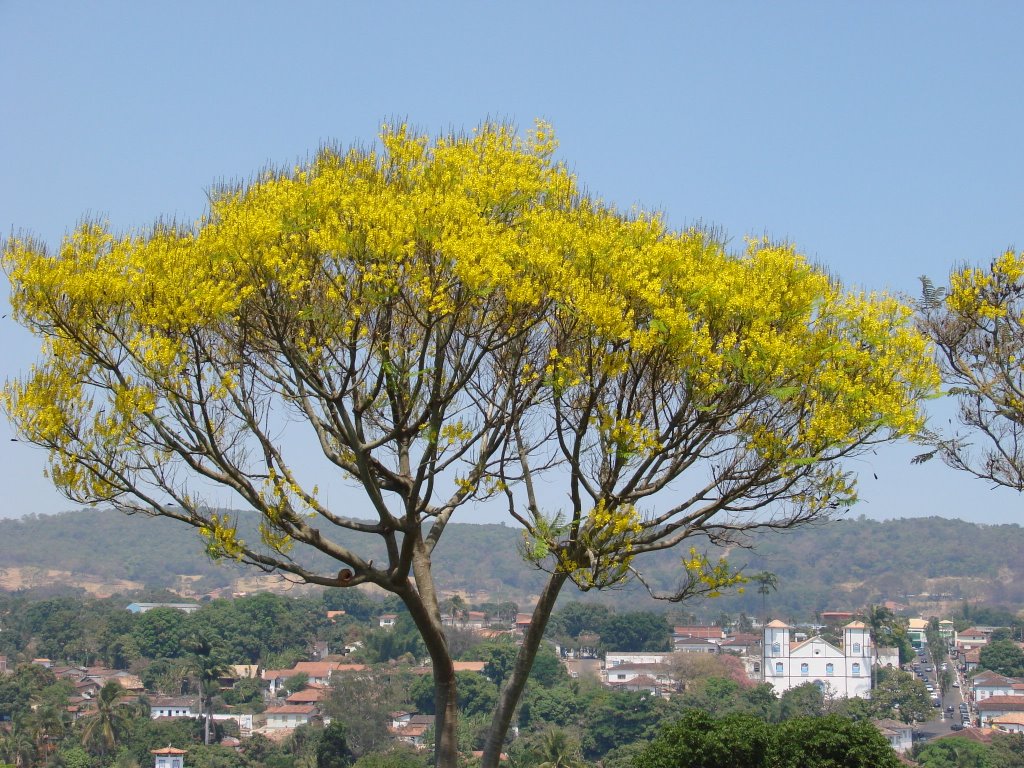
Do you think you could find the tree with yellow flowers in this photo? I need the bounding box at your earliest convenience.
[3,121,938,768]
[916,256,1024,491]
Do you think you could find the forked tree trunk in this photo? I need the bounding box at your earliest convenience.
[481,571,569,768]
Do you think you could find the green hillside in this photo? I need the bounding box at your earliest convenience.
[0,509,1021,619]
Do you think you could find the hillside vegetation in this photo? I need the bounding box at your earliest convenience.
[0,509,1021,618]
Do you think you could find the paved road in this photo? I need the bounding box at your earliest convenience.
[914,643,970,743]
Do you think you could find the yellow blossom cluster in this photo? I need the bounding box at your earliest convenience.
[681,548,748,598]
[2,119,938,569]
[948,249,1024,319]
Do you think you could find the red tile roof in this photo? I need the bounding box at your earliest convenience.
[977,696,1024,711]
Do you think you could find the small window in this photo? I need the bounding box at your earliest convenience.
[775,662,784,676]
[826,663,834,676]
[800,663,809,676]
[852,663,861,676]
[853,643,861,654]
[772,642,781,654]
[753,663,761,673]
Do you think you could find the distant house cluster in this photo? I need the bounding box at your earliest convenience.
[969,670,1024,730]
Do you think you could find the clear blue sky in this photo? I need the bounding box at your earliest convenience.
[2,1,1023,523]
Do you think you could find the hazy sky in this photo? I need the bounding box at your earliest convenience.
[2,2,1023,524]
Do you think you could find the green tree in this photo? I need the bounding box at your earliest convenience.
[4,122,937,768]
[322,670,407,757]
[778,682,825,721]
[861,604,900,690]
[56,746,95,768]
[316,722,353,768]
[776,715,901,768]
[350,747,428,768]
[753,572,778,626]
[0,723,36,768]
[635,709,774,768]
[468,641,518,688]
[132,608,190,660]
[184,633,231,746]
[872,668,932,724]
[598,612,670,653]
[518,684,581,731]
[81,681,131,758]
[580,687,670,759]
[913,736,1000,768]
[531,728,585,768]
[979,639,1024,677]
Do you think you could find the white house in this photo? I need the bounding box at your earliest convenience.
[977,696,1024,727]
[873,719,913,754]
[264,704,317,729]
[602,662,673,688]
[970,671,1024,701]
[604,652,668,667]
[991,712,1024,733]
[763,619,873,699]
[149,697,199,719]
[151,747,187,768]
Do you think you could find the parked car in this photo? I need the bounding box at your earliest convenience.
[951,722,964,731]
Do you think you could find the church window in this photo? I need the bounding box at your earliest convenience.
[826,663,834,676]
[853,643,861,654]
[775,662,783,676]
[772,642,781,654]
[852,663,861,676]
[800,663,809,676]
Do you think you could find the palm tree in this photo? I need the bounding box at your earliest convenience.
[81,679,130,758]
[28,700,67,760]
[0,722,37,768]
[184,632,231,745]
[533,728,584,768]
[754,571,778,625]
[862,604,898,691]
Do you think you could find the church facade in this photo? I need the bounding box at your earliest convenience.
[762,619,874,699]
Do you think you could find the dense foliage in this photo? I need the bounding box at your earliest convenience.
[634,709,901,768]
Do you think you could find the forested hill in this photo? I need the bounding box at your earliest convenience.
[0,509,1022,619]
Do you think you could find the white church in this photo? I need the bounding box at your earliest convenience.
[762,619,898,699]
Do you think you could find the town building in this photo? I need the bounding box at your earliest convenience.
[151,747,187,768]
[991,713,1024,733]
[970,671,1024,702]
[264,704,318,729]
[906,618,929,649]
[977,696,1024,727]
[873,719,913,754]
[149,696,199,719]
[762,619,874,699]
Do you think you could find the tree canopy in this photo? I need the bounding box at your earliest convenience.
[917,255,1024,489]
[979,639,1024,678]
[4,120,938,768]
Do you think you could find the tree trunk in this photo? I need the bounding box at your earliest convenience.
[402,540,459,768]
[481,571,569,768]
